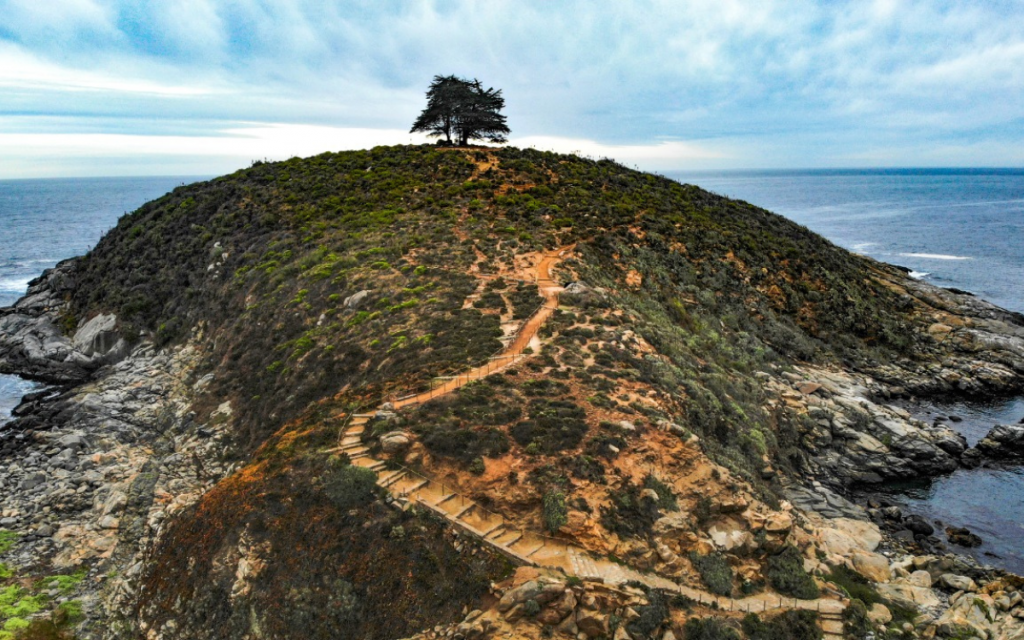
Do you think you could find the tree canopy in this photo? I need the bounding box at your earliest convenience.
[410,75,510,146]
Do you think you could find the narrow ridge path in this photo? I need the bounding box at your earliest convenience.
[332,247,847,625]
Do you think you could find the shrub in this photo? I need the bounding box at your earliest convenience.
[766,545,820,599]
[626,589,669,639]
[689,551,733,596]
[599,481,662,539]
[684,617,740,640]
[642,474,678,511]
[543,490,568,533]
[842,599,871,640]
[825,566,882,606]
[322,463,378,510]
[417,425,510,464]
[743,611,822,640]
[510,399,589,453]
[523,599,541,617]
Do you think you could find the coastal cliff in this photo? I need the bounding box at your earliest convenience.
[0,145,1023,640]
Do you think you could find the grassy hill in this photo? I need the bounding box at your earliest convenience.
[57,145,968,639]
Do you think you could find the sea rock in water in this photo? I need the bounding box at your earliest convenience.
[945,526,983,548]
[976,424,1024,458]
[903,515,935,537]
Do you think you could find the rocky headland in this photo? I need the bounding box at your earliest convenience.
[0,145,1022,640]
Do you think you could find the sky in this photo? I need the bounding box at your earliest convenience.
[0,0,1022,178]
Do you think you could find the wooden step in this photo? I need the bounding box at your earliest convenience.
[525,544,546,558]
[404,479,430,493]
[453,503,475,519]
[480,523,504,538]
[379,471,407,488]
[497,531,523,547]
[435,493,458,506]
[366,461,386,472]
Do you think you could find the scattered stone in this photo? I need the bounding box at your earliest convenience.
[343,290,372,309]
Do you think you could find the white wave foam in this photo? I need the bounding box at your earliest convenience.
[851,242,877,254]
[899,253,972,261]
[0,277,32,292]
[909,271,930,279]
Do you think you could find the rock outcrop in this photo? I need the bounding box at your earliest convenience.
[0,260,130,384]
[976,424,1024,459]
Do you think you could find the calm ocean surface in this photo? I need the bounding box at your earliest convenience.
[1,169,1023,570]
[669,168,1024,572]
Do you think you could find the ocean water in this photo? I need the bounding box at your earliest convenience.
[668,168,1024,572]
[666,169,1024,313]
[0,176,203,421]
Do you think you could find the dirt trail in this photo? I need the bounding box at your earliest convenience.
[391,247,566,410]
[331,246,847,629]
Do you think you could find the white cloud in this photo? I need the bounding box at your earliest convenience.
[0,1,1022,175]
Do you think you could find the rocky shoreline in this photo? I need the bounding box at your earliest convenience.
[0,264,240,639]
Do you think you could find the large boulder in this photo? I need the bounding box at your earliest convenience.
[380,432,412,454]
[876,581,941,609]
[72,314,119,356]
[976,424,1024,459]
[851,550,891,583]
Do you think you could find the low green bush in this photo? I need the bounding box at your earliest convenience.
[689,551,734,596]
[842,599,871,640]
[322,463,379,510]
[542,490,568,533]
[642,474,678,511]
[599,481,662,539]
[742,610,822,640]
[684,617,740,640]
[766,545,820,599]
[510,399,588,453]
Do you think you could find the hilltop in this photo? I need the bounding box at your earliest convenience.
[0,145,1023,640]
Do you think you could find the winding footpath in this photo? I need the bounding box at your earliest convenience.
[332,247,846,633]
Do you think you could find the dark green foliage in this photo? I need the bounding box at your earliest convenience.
[642,474,678,511]
[410,75,509,145]
[599,481,662,539]
[825,566,883,606]
[509,282,544,320]
[418,426,510,465]
[689,551,734,596]
[400,381,516,465]
[743,611,822,640]
[626,589,670,639]
[322,464,379,510]
[765,545,820,599]
[567,454,605,482]
[511,399,589,453]
[842,599,871,640]
[542,490,568,533]
[684,617,741,640]
[522,378,570,396]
